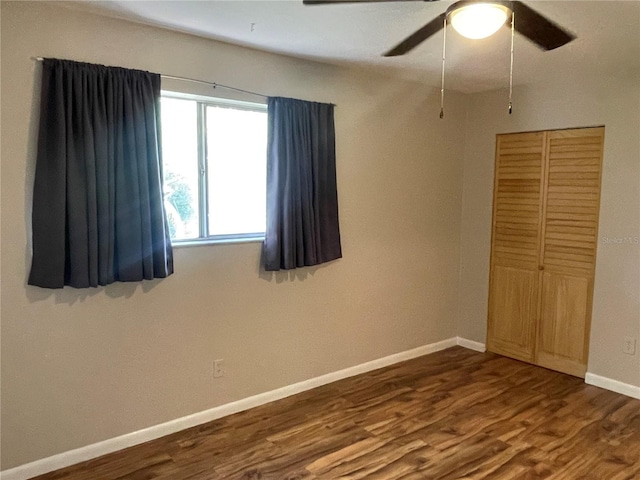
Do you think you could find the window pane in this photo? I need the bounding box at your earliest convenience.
[206,106,267,236]
[161,97,199,240]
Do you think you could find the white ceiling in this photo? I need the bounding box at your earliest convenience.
[65,0,640,93]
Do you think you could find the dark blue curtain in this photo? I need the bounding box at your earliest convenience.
[264,97,341,271]
[29,59,173,288]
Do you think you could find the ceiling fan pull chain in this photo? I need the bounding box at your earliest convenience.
[509,10,515,114]
[440,15,447,119]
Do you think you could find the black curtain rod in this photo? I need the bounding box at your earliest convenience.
[164,74,268,99]
[31,57,268,99]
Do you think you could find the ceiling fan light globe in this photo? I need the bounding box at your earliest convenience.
[450,4,510,40]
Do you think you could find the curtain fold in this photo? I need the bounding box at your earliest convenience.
[264,96,341,271]
[28,59,173,288]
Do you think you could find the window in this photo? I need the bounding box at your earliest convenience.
[160,93,268,243]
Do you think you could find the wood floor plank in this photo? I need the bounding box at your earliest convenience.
[30,347,640,479]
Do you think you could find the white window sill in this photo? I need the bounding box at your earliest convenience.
[171,235,264,248]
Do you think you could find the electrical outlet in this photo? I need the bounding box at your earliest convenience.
[213,359,225,378]
[623,337,636,355]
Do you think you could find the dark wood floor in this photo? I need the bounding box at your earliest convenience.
[32,347,640,479]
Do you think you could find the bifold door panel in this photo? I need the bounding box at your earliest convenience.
[487,127,604,378]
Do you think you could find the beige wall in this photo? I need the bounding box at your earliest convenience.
[457,77,640,386]
[0,2,467,469]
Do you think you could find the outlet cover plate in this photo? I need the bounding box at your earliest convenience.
[213,359,225,378]
[623,337,636,355]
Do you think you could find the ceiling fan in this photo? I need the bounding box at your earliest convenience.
[302,0,576,57]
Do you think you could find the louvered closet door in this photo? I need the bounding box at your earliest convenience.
[535,127,605,377]
[487,132,546,362]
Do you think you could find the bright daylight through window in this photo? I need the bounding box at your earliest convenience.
[160,94,267,243]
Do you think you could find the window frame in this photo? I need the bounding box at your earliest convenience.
[160,91,268,246]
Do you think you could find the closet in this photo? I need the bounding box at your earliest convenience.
[486,127,605,378]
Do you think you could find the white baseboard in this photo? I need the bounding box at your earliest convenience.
[1,337,459,480]
[456,337,486,352]
[585,372,640,400]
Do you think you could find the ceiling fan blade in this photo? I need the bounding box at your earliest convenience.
[384,12,446,56]
[511,1,575,51]
[303,0,425,4]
